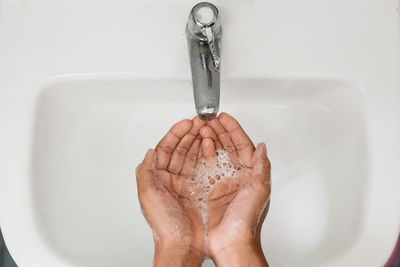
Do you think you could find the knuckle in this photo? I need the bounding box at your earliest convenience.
[236,142,253,152]
[217,132,229,138]
[160,144,174,155]
[176,145,188,156]
[187,151,197,161]
[167,164,178,174]
[225,145,236,153]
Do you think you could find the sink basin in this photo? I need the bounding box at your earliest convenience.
[1,1,399,266]
[31,77,366,267]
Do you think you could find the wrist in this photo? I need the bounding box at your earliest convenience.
[154,243,204,267]
[210,240,268,267]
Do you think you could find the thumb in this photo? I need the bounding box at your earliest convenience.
[136,149,157,192]
[251,143,271,188]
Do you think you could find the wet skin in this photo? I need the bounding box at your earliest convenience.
[136,113,271,267]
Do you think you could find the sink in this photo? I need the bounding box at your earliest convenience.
[1,1,399,266]
[31,77,367,267]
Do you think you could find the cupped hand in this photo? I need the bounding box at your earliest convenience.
[137,113,271,267]
[136,117,207,266]
[200,113,271,267]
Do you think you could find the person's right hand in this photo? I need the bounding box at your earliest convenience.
[200,113,271,267]
[136,117,206,267]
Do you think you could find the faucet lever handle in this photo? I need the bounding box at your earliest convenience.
[205,26,220,72]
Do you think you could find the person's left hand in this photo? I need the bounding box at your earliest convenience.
[199,113,271,266]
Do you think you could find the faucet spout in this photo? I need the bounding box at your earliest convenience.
[186,2,222,121]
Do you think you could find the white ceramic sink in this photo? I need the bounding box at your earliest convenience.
[0,1,399,267]
[31,78,366,267]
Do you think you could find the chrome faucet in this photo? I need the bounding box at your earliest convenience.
[186,2,222,121]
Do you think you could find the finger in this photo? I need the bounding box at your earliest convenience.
[168,117,205,174]
[197,138,203,159]
[155,119,192,169]
[199,126,223,150]
[201,138,216,159]
[136,149,157,193]
[180,136,201,177]
[206,117,240,167]
[218,112,255,167]
[251,143,271,190]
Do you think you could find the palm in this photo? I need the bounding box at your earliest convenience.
[156,169,195,201]
[155,150,238,229]
[154,167,206,242]
[209,165,270,245]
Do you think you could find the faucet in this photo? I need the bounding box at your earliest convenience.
[186,2,222,121]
